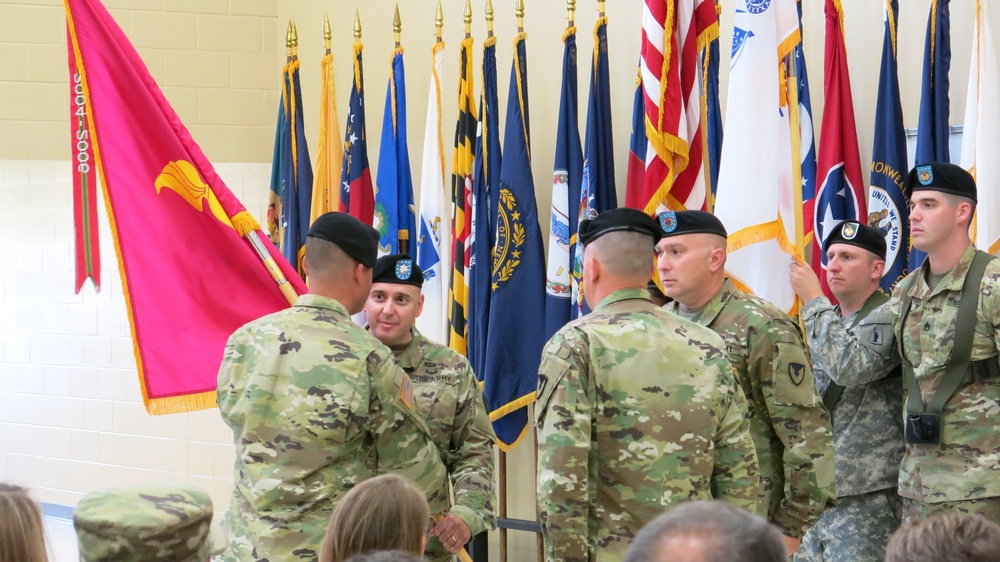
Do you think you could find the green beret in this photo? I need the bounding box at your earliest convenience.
[822,221,887,260]
[578,208,662,247]
[903,161,977,203]
[307,212,380,268]
[657,210,728,239]
[74,482,213,562]
[372,253,423,288]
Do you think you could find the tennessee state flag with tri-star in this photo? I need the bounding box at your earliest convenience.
[340,42,375,226]
[812,0,867,300]
[63,0,305,414]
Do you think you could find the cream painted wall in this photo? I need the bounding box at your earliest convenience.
[0,1,996,561]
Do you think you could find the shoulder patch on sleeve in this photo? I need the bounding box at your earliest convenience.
[857,322,895,357]
[400,372,414,409]
[772,341,820,406]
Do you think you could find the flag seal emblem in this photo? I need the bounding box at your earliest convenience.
[917,165,934,185]
[747,0,771,14]
[659,211,678,233]
[841,222,858,240]
[396,259,413,280]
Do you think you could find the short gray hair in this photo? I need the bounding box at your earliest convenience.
[588,231,655,281]
[624,501,785,562]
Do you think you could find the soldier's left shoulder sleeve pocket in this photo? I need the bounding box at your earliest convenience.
[856,316,895,358]
[534,349,573,427]
[771,341,819,406]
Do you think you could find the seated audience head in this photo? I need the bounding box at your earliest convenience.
[345,550,427,562]
[577,208,663,308]
[304,212,381,314]
[73,482,213,562]
[623,501,785,562]
[320,474,430,562]
[0,482,50,562]
[884,512,1000,562]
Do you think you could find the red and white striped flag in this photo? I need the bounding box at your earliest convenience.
[628,0,718,214]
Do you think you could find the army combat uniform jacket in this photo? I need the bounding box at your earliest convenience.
[217,294,448,561]
[666,279,836,537]
[801,295,904,497]
[391,329,497,561]
[536,288,760,562]
[889,244,1000,503]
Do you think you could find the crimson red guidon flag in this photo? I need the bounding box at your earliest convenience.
[64,0,306,414]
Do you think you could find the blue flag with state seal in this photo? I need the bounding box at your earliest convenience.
[911,0,950,270]
[483,32,546,451]
[868,0,909,294]
[375,48,416,255]
[544,25,582,340]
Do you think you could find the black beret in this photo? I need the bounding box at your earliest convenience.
[822,221,887,260]
[657,210,728,238]
[903,162,977,203]
[578,208,662,247]
[306,212,380,268]
[372,253,424,288]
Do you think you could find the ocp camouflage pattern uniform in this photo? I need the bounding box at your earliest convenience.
[794,295,905,562]
[536,288,760,562]
[74,482,213,562]
[217,294,448,561]
[389,328,497,562]
[666,278,836,538]
[889,244,1000,522]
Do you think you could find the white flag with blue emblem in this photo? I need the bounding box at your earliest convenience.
[415,42,451,344]
[962,0,1000,255]
[714,0,801,314]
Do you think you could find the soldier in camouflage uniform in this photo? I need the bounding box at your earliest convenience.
[364,253,497,561]
[887,162,1000,523]
[74,482,213,562]
[216,213,448,561]
[655,210,836,552]
[788,221,905,562]
[536,208,760,562]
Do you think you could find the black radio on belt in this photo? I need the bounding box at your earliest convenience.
[905,413,941,445]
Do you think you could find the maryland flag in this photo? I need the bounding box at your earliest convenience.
[448,37,477,356]
[63,0,306,414]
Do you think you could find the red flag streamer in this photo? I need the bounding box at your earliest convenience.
[68,30,100,293]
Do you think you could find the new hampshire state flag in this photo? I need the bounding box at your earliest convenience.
[64,0,306,414]
[715,0,801,314]
[483,33,546,451]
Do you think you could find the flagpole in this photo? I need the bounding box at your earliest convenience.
[702,1,720,213]
[465,0,472,39]
[486,0,494,38]
[599,0,605,18]
[392,4,410,255]
[786,53,805,262]
[436,0,444,44]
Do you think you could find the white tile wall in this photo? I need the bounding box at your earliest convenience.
[0,159,272,517]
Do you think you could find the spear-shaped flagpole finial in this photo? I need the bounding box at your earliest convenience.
[285,20,294,60]
[323,13,332,54]
[567,0,576,27]
[289,20,299,59]
[394,4,402,47]
[599,0,606,18]
[516,0,524,33]
[435,0,444,42]
[354,10,362,45]
[485,0,494,37]
[464,0,472,38]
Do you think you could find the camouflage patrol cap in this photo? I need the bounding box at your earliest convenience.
[578,208,662,246]
[656,209,728,239]
[823,220,887,260]
[903,161,977,203]
[372,253,424,288]
[74,482,213,562]
[307,212,380,268]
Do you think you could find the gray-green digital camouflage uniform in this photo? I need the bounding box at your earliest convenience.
[889,244,1000,521]
[389,328,497,562]
[217,294,448,561]
[794,294,904,562]
[536,288,760,562]
[666,278,836,538]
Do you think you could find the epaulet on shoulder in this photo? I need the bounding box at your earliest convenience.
[737,290,788,324]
